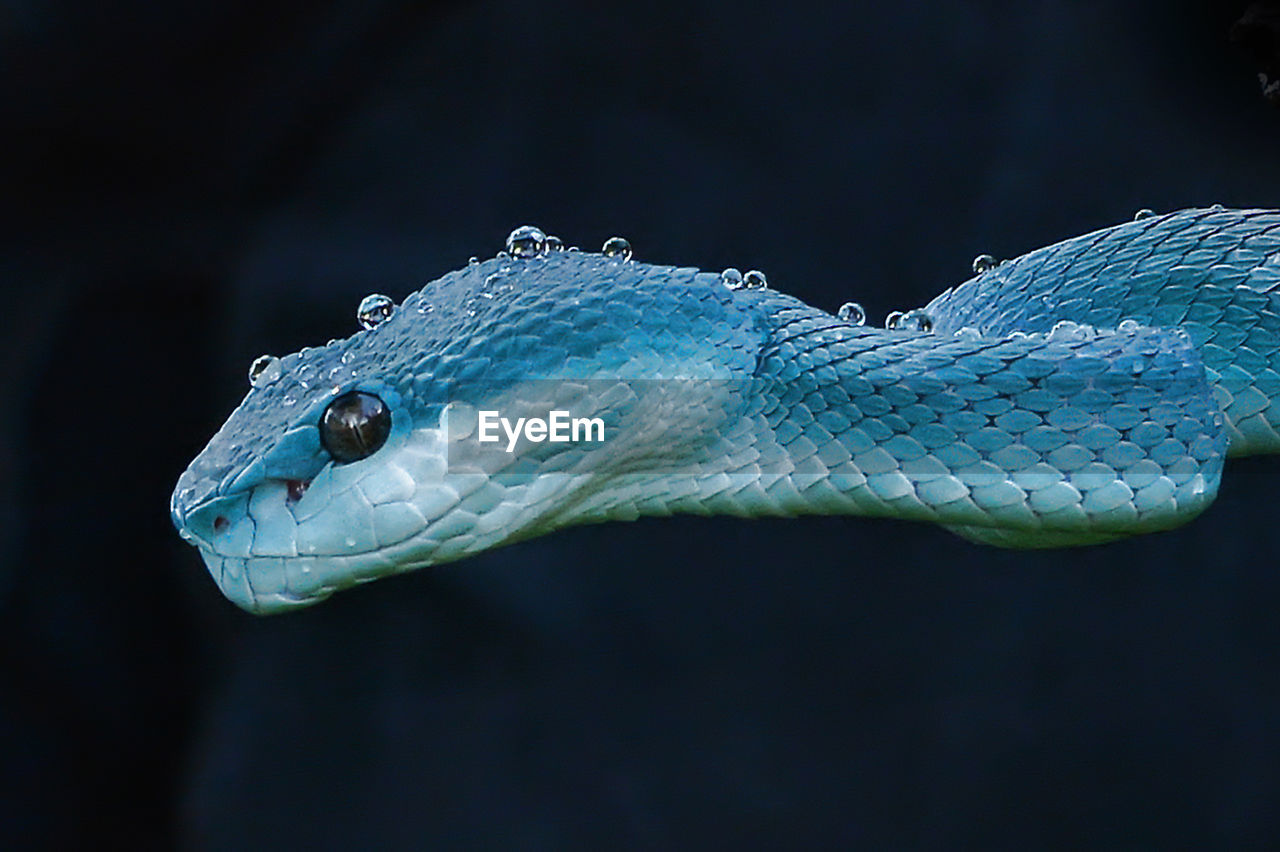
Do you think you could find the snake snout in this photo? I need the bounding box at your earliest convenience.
[175,492,253,554]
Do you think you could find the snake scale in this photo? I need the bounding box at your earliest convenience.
[171,208,1280,613]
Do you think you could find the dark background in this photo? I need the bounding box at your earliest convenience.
[5,0,1280,848]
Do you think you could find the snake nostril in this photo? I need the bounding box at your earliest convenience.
[213,516,230,533]
[286,479,309,504]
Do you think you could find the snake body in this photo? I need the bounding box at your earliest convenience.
[172,208,1280,613]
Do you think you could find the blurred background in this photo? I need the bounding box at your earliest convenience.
[5,0,1280,847]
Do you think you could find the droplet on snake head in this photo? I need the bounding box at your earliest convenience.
[1117,318,1142,333]
[357,294,395,330]
[743,270,768,290]
[837,302,866,325]
[885,310,905,329]
[416,300,434,315]
[1210,203,1225,212]
[720,268,744,290]
[248,354,281,388]
[468,256,479,266]
[545,235,564,251]
[900,309,933,333]
[972,254,996,274]
[320,391,391,464]
[295,363,315,388]
[602,236,633,261]
[954,326,982,340]
[1133,208,1155,221]
[506,225,547,259]
[282,389,298,407]
[340,351,355,365]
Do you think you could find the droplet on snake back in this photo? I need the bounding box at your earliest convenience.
[506,225,546,258]
[357,294,395,330]
[720,268,744,290]
[972,254,996,274]
[1133,208,1155,220]
[954,326,982,340]
[837,302,866,325]
[545,235,564,251]
[248,354,281,387]
[900,309,933,332]
[1117,318,1142,333]
[602,236,633,261]
[1049,320,1096,342]
[885,310,905,329]
[743,270,768,290]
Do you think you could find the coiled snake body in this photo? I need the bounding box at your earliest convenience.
[172,208,1280,613]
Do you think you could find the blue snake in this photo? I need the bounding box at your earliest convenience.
[171,208,1280,613]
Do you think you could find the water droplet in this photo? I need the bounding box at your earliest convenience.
[545,235,564,251]
[954,326,982,340]
[720,268,744,290]
[1133,208,1155,220]
[484,272,504,287]
[282,389,298,407]
[357,294,395,330]
[602,236,632,260]
[416,300,434,315]
[1209,203,1225,212]
[506,225,546,258]
[900,309,933,332]
[836,302,866,325]
[1048,320,1096,342]
[972,254,996,274]
[468,256,479,266]
[885,310,905,329]
[328,365,346,381]
[340,351,355,365]
[1117,318,1142,333]
[743,270,768,290]
[248,355,281,387]
[296,363,314,389]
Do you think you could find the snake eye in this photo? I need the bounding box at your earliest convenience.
[320,391,391,463]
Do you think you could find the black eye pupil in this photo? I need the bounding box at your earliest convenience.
[320,391,391,463]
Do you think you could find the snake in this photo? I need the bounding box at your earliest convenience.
[171,208,1280,614]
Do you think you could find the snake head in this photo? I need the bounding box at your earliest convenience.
[171,248,764,613]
